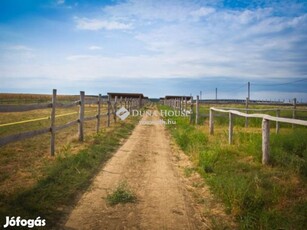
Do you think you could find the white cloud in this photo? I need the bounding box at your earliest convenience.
[66,55,98,61]
[8,45,33,52]
[75,17,132,30]
[88,45,102,50]
[190,7,215,18]
[2,45,36,59]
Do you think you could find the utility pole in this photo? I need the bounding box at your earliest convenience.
[246,81,251,128]
[215,88,217,100]
[200,91,202,100]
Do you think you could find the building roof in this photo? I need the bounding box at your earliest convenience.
[164,95,192,100]
[107,92,145,99]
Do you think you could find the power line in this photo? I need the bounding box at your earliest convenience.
[224,83,247,93]
[252,78,307,87]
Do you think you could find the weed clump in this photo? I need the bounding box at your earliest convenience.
[106,182,137,205]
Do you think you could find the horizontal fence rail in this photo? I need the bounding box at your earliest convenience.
[0,103,52,112]
[209,107,307,165]
[161,96,306,126]
[211,108,307,126]
[0,128,50,147]
[211,107,307,112]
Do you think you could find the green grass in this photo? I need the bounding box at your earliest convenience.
[190,104,307,129]
[0,118,138,229]
[106,181,137,205]
[183,167,195,177]
[160,105,307,229]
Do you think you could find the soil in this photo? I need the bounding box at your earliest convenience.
[64,108,234,229]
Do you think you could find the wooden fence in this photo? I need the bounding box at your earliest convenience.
[209,107,307,165]
[162,97,194,123]
[0,89,145,155]
[162,96,307,165]
[163,97,306,126]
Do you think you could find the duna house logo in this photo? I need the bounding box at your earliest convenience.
[116,107,130,120]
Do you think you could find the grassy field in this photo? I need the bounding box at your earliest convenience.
[0,93,80,104]
[0,94,108,197]
[161,104,307,229]
[0,94,139,228]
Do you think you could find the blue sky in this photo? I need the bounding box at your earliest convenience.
[0,0,306,100]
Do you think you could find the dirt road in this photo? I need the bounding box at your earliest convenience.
[65,109,231,229]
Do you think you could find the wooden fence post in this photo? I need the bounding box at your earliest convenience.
[184,97,187,111]
[50,89,57,156]
[209,108,214,135]
[245,97,249,128]
[190,96,193,124]
[139,95,142,109]
[107,94,111,127]
[78,91,85,141]
[229,112,233,144]
[131,98,133,110]
[276,109,280,134]
[128,98,132,112]
[262,118,270,165]
[114,96,117,123]
[196,95,199,125]
[292,98,296,128]
[96,94,101,133]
